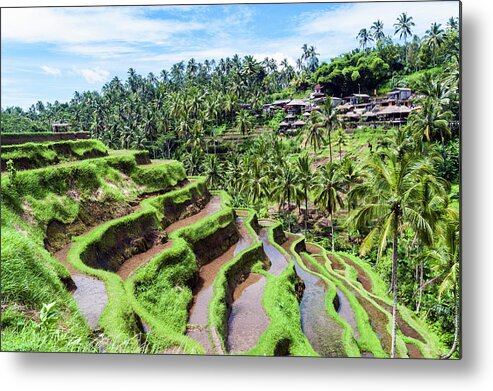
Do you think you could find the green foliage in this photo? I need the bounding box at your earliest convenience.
[0,112,49,132]
[313,49,394,95]
[268,110,286,131]
[1,140,108,171]
[435,138,459,182]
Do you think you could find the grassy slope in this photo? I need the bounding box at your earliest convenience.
[1,139,109,171]
[1,150,187,352]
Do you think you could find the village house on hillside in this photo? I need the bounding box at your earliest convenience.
[266,84,418,135]
[339,88,418,126]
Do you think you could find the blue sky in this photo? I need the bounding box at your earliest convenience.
[1,1,459,109]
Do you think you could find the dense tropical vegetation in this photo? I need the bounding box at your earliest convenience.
[1,13,460,358]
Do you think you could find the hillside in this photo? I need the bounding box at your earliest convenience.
[1,142,443,357]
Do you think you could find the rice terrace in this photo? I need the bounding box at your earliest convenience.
[1,2,460,358]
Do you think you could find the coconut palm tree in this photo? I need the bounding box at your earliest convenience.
[272,163,299,232]
[394,12,415,44]
[447,17,459,31]
[356,28,374,50]
[349,151,435,357]
[314,162,345,252]
[409,97,452,153]
[334,128,348,160]
[203,154,223,190]
[370,20,385,43]
[319,97,340,162]
[235,109,254,136]
[430,208,460,359]
[394,12,415,64]
[340,156,364,239]
[296,154,315,235]
[424,23,445,66]
[303,114,326,154]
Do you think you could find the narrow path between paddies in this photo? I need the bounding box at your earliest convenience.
[280,234,346,357]
[227,225,289,353]
[116,195,221,280]
[186,216,253,353]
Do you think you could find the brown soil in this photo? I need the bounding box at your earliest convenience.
[305,243,322,255]
[372,297,426,343]
[339,255,373,293]
[165,195,221,233]
[406,343,423,359]
[327,254,346,273]
[338,279,392,353]
[117,241,173,280]
[2,132,90,145]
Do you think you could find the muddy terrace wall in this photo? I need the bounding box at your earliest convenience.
[143,178,211,228]
[1,131,91,145]
[80,211,160,272]
[76,179,210,272]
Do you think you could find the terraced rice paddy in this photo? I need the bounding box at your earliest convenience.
[1,144,443,357]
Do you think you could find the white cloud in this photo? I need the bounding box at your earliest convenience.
[41,65,62,77]
[72,66,109,84]
[1,7,204,45]
[298,1,459,60]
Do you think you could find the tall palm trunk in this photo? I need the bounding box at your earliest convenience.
[328,127,333,162]
[416,257,424,312]
[304,188,308,235]
[347,185,351,240]
[391,219,399,358]
[330,211,335,252]
[442,284,460,359]
[287,191,291,232]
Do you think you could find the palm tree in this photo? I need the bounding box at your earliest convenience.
[314,162,345,252]
[203,154,223,190]
[334,128,348,160]
[340,156,364,239]
[296,154,315,235]
[239,155,271,212]
[319,97,340,162]
[409,97,452,152]
[272,164,299,232]
[394,12,415,64]
[394,12,415,44]
[370,20,385,43]
[356,28,374,50]
[447,16,459,31]
[424,23,445,67]
[235,109,254,136]
[303,115,325,154]
[411,164,449,312]
[430,208,460,359]
[349,151,435,357]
